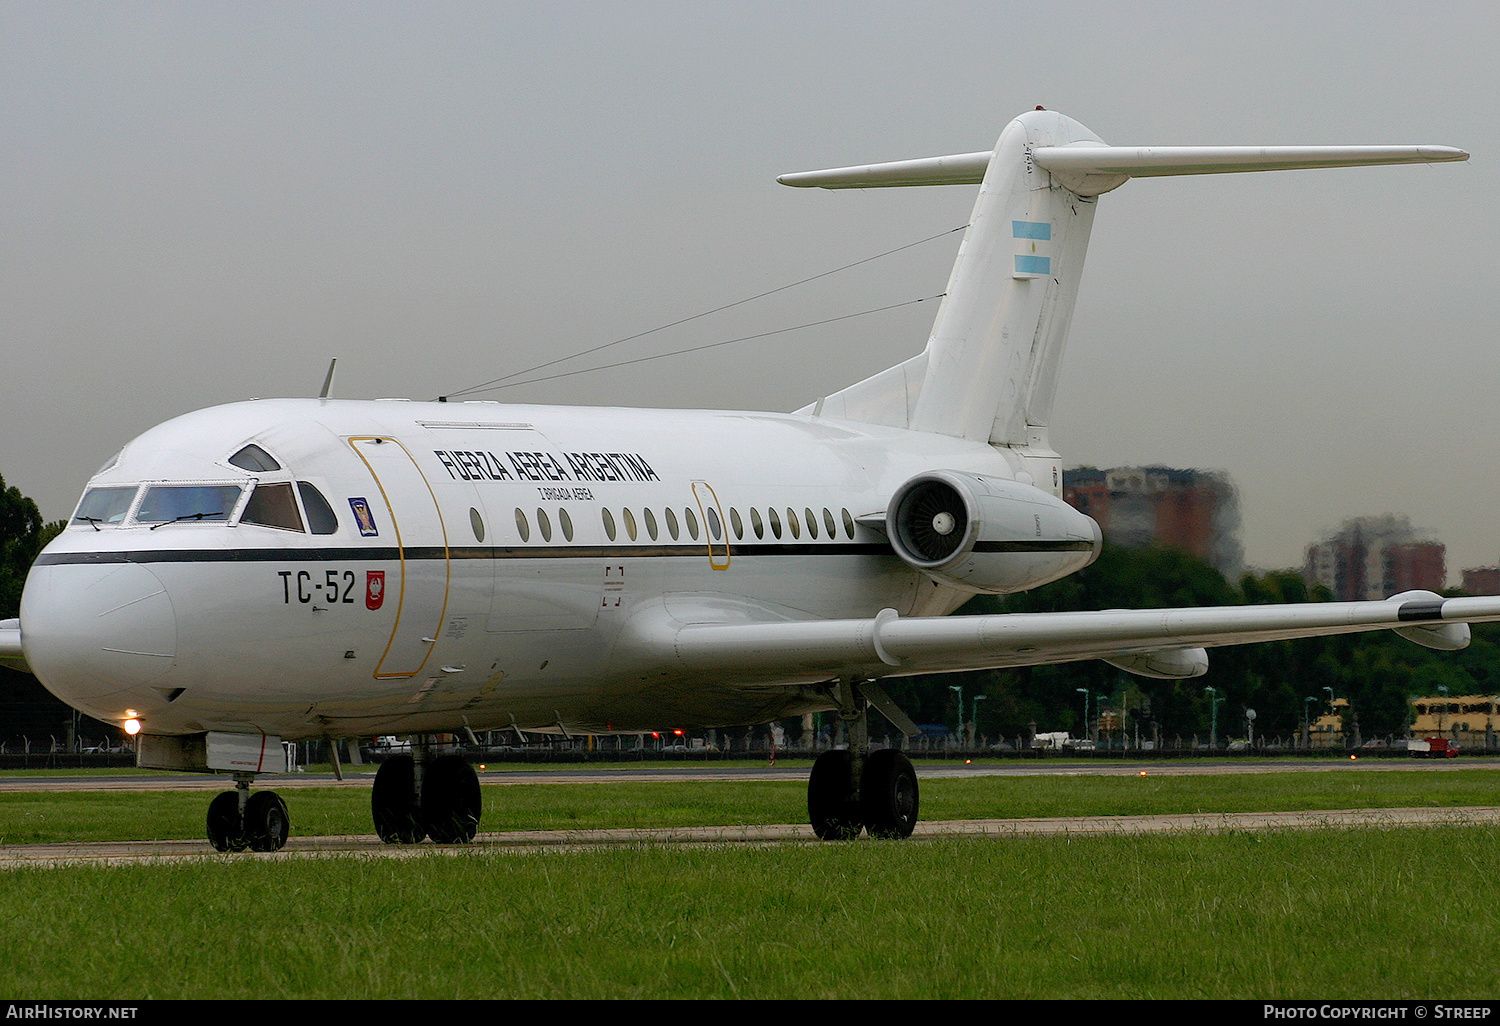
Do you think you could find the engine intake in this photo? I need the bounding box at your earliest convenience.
[887,471,1101,594]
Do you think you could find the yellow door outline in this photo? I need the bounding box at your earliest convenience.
[691,481,731,570]
[348,436,451,678]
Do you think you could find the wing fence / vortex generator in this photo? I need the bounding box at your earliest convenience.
[783,108,1468,478]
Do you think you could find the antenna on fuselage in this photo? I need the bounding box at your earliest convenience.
[318,358,338,400]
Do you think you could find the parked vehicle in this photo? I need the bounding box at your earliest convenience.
[1408,737,1459,758]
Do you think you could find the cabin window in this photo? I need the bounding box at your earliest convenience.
[684,507,699,541]
[228,444,281,473]
[469,507,485,542]
[729,508,743,540]
[665,507,679,540]
[136,485,241,525]
[623,508,638,542]
[823,508,837,538]
[751,507,764,539]
[644,508,659,541]
[767,507,781,539]
[298,483,339,535]
[842,508,855,539]
[536,508,552,543]
[241,483,304,532]
[559,507,574,542]
[514,508,531,543]
[706,506,722,541]
[602,508,617,542]
[804,508,818,539]
[786,508,800,540]
[72,486,137,527]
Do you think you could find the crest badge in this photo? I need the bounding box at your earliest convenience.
[348,497,378,537]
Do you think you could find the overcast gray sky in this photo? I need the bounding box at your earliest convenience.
[4,1,1498,578]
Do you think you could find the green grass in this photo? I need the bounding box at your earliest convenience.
[4,768,1500,998]
[3,767,1500,844]
[2,830,1497,999]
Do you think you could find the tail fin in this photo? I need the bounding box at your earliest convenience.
[785,109,1466,454]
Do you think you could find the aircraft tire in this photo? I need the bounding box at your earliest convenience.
[207,790,247,853]
[372,754,425,844]
[422,755,481,844]
[245,790,291,852]
[808,749,863,840]
[859,749,919,839]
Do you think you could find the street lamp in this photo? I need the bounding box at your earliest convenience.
[1076,688,1091,742]
[971,694,987,746]
[1204,686,1223,749]
[1304,696,1318,749]
[950,685,964,749]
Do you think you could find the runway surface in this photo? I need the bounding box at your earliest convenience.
[3,758,1498,867]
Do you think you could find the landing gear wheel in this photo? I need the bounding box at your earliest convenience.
[207,790,247,853]
[245,790,291,852]
[372,754,425,844]
[422,755,482,843]
[860,750,919,839]
[808,749,863,840]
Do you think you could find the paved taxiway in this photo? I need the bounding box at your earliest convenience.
[3,758,1498,867]
[5,806,1500,869]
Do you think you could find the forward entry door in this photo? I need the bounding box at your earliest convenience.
[349,436,450,678]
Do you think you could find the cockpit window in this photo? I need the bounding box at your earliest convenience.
[229,444,282,472]
[297,482,339,535]
[241,483,305,532]
[95,450,123,476]
[135,485,242,525]
[73,487,137,527]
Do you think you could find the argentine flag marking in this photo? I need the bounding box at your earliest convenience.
[1013,220,1052,278]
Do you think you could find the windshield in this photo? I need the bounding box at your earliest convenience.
[135,485,243,525]
[72,486,138,527]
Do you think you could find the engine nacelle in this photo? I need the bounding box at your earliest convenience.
[886,470,1102,594]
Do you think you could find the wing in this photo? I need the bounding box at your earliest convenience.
[631,592,1500,685]
[0,618,28,674]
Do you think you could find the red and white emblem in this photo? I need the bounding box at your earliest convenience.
[365,571,385,610]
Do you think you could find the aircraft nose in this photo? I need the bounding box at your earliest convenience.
[20,561,178,720]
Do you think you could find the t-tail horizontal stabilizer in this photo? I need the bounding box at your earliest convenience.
[786,110,1469,462]
[778,143,1468,195]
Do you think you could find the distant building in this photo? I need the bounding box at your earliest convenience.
[1062,466,1243,577]
[1410,694,1499,742]
[1309,698,1351,746]
[1461,567,1500,596]
[1302,515,1445,601]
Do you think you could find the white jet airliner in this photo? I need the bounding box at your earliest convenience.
[4,108,1497,852]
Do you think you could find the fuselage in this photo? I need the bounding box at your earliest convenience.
[21,397,1088,739]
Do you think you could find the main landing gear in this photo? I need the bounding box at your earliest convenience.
[207,775,291,853]
[370,738,481,844]
[807,680,920,840]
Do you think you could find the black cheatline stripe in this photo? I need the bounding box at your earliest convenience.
[1397,599,1446,622]
[973,540,1098,552]
[35,547,403,565]
[34,542,899,566]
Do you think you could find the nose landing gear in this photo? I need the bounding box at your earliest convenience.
[206,775,290,853]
